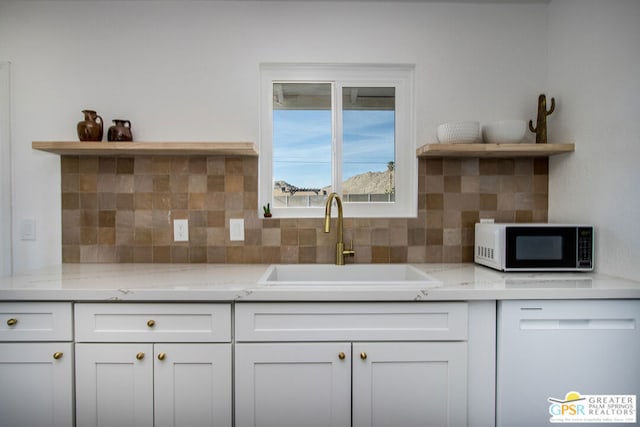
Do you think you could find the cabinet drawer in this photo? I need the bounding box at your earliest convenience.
[235,302,468,342]
[0,302,72,341]
[75,303,231,342]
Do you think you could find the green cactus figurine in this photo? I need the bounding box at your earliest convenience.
[262,203,272,218]
[529,94,555,144]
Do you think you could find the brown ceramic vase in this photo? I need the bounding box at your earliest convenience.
[107,119,133,142]
[77,110,103,141]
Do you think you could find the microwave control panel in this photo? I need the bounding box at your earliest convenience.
[577,227,593,268]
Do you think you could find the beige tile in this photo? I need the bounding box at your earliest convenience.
[461,176,479,193]
[171,158,189,175]
[443,159,461,176]
[207,228,226,246]
[116,158,134,174]
[78,158,98,173]
[79,174,97,192]
[134,157,152,174]
[190,247,207,263]
[443,228,461,246]
[151,158,171,174]
[460,158,479,176]
[61,156,79,174]
[225,175,244,192]
[61,174,79,192]
[207,246,226,263]
[262,228,281,246]
[371,228,389,246]
[207,158,226,175]
[189,193,206,210]
[224,193,243,211]
[407,246,426,263]
[153,175,170,192]
[170,246,189,263]
[444,176,461,193]
[189,157,207,174]
[225,158,243,175]
[188,175,207,193]
[170,175,189,193]
[97,174,116,193]
[62,193,79,210]
[116,175,134,193]
[153,246,171,263]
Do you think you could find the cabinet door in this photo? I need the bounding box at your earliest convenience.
[0,342,73,427]
[154,343,232,427]
[352,342,467,427]
[76,343,154,427]
[235,342,351,427]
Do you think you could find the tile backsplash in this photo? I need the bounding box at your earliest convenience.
[61,155,548,264]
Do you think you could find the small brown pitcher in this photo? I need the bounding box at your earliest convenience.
[77,110,103,141]
[107,119,133,142]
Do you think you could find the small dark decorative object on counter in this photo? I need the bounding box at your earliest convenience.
[77,109,103,141]
[107,119,133,142]
[263,203,272,218]
[529,94,555,144]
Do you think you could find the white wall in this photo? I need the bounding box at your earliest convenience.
[0,0,547,273]
[547,0,640,281]
[0,61,11,277]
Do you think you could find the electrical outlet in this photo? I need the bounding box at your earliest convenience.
[229,218,244,241]
[173,219,189,242]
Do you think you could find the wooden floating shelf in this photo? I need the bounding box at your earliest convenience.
[32,141,259,157]
[416,143,575,158]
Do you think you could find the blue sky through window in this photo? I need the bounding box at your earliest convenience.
[273,110,395,190]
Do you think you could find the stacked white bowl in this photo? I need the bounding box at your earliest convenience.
[482,120,526,143]
[436,121,480,144]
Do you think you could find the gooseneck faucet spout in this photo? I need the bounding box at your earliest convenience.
[324,192,355,265]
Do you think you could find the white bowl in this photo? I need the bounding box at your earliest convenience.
[482,120,526,144]
[436,121,480,144]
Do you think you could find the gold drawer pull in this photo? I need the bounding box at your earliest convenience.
[53,352,63,360]
[157,352,166,361]
[360,352,367,360]
[338,352,346,360]
[146,320,155,328]
[136,352,145,360]
[6,318,17,326]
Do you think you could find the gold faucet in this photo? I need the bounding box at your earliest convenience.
[324,192,355,265]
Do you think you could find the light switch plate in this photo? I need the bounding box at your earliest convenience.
[20,219,36,241]
[173,219,189,242]
[230,218,245,241]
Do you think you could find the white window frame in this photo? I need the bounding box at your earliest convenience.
[259,63,416,218]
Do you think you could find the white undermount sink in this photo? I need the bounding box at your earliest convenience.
[258,264,441,287]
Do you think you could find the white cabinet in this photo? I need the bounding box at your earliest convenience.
[235,342,352,426]
[0,303,74,427]
[75,303,232,427]
[352,342,467,427]
[235,302,470,427]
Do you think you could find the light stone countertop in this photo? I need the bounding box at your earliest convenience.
[1,263,639,301]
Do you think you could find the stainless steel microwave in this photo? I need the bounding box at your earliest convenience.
[474,222,594,272]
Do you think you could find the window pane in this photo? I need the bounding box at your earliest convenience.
[342,87,395,203]
[272,83,332,207]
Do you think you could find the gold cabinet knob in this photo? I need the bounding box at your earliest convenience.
[157,352,166,361]
[360,352,367,360]
[136,352,145,360]
[53,352,63,360]
[338,352,346,360]
[6,318,17,326]
[146,320,155,328]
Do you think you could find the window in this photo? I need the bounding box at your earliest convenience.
[259,63,416,218]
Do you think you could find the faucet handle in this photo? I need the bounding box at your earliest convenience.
[343,239,355,257]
